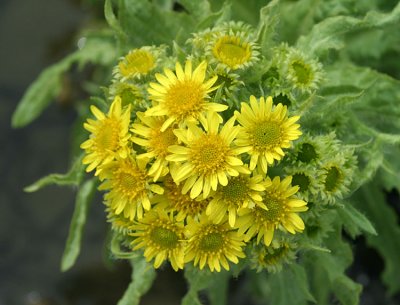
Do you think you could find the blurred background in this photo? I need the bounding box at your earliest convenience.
[0,0,399,305]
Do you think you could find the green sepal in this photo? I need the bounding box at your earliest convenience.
[354,183,400,295]
[110,233,137,260]
[117,256,157,305]
[24,154,85,193]
[61,178,97,271]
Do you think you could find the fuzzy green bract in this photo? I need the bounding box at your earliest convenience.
[13,0,400,304]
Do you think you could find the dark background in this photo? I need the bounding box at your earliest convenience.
[0,0,399,305]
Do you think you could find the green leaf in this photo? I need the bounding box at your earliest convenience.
[11,60,67,128]
[61,178,97,271]
[196,1,231,30]
[304,224,362,305]
[24,154,85,192]
[268,264,316,305]
[178,0,211,21]
[118,0,196,47]
[12,35,117,128]
[296,3,400,56]
[117,257,157,305]
[181,266,214,305]
[256,0,280,57]
[338,202,377,238]
[353,183,400,295]
[104,0,126,44]
[207,272,230,305]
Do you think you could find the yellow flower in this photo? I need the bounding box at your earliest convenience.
[236,176,308,246]
[210,34,258,70]
[131,113,178,181]
[154,176,209,222]
[146,60,225,131]
[235,96,302,173]
[130,210,185,271]
[115,47,160,80]
[81,96,131,175]
[185,214,246,272]
[167,112,249,199]
[99,156,164,220]
[206,173,269,227]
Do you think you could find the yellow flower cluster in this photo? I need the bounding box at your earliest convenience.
[81,54,307,272]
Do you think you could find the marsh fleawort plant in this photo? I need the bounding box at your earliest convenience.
[13,1,400,304]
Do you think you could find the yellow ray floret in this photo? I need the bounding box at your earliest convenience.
[130,210,185,271]
[234,96,302,173]
[235,176,308,246]
[206,173,269,227]
[167,112,249,199]
[185,214,246,272]
[98,156,164,220]
[80,96,131,175]
[146,60,226,131]
[131,113,178,181]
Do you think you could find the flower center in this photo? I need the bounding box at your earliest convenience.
[257,196,284,223]
[213,36,251,68]
[297,143,317,163]
[119,50,155,77]
[324,166,341,192]
[291,173,310,192]
[221,176,249,203]
[95,119,119,152]
[273,94,291,107]
[164,178,208,216]
[263,244,290,265]
[291,60,312,85]
[199,232,224,252]
[251,121,282,149]
[150,226,179,248]
[190,135,229,174]
[165,80,205,120]
[149,127,176,158]
[114,167,146,199]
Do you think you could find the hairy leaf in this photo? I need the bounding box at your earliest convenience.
[297,3,400,56]
[61,178,97,271]
[24,154,85,192]
[117,257,157,305]
[354,183,400,294]
[338,202,377,238]
[268,264,316,305]
[12,35,117,128]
